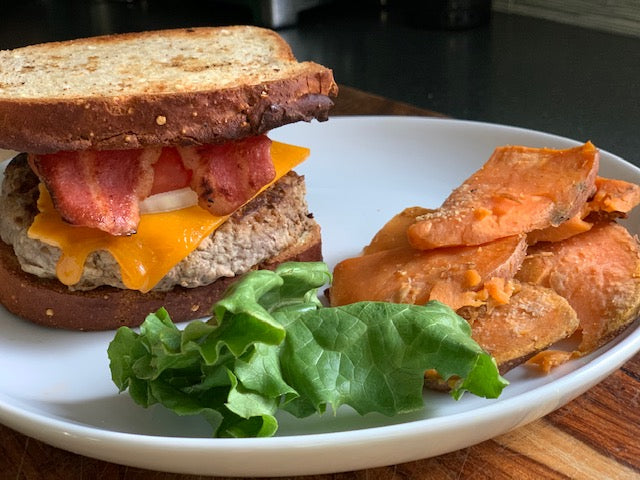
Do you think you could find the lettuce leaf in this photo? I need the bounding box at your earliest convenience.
[108,262,507,437]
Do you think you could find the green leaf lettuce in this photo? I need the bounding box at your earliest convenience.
[108,262,508,437]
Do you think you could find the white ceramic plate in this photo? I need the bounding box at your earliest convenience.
[1,117,639,477]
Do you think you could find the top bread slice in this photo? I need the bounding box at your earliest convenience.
[0,26,338,153]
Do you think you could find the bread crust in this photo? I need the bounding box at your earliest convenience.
[0,27,338,153]
[0,75,336,154]
[0,225,322,330]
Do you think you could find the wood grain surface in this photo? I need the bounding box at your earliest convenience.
[1,85,639,480]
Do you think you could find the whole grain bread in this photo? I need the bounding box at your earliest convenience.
[0,26,338,153]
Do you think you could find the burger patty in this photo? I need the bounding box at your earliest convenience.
[0,154,318,292]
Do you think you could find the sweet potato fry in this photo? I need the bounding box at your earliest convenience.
[516,221,640,354]
[526,214,592,245]
[526,350,575,374]
[333,141,639,377]
[407,142,599,250]
[330,234,527,311]
[363,206,432,254]
[527,176,640,244]
[457,283,579,374]
[589,176,640,216]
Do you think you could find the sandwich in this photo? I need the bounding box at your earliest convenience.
[0,26,338,330]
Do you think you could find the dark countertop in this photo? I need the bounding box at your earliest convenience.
[2,0,639,164]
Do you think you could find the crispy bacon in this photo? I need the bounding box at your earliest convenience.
[27,135,276,236]
[179,135,276,216]
[29,149,160,236]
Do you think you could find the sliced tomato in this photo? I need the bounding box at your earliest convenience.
[28,137,274,236]
[150,147,193,195]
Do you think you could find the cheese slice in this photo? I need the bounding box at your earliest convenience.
[28,140,310,293]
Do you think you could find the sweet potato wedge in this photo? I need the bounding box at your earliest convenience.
[527,176,640,244]
[457,283,579,374]
[330,234,527,310]
[516,221,640,354]
[407,142,599,250]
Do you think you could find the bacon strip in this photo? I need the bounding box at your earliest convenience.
[28,135,276,236]
[29,149,159,236]
[179,135,276,216]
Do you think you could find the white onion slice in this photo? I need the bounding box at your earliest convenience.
[139,187,198,214]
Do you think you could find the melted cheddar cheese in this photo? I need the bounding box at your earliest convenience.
[28,140,310,293]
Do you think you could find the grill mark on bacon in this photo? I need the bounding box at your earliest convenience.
[29,148,160,236]
[179,135,276,216]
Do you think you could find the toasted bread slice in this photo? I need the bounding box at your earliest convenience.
[0,26,338,153]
